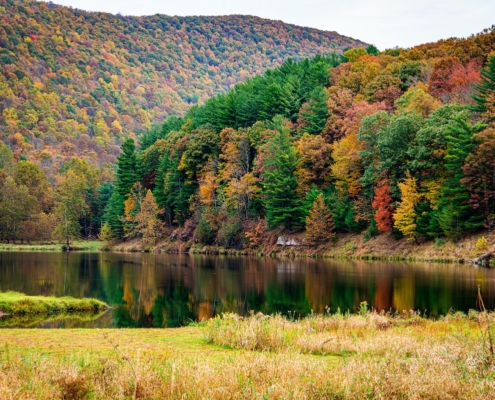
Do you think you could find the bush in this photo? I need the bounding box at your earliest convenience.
[196,217,216,245]
[217,216,243,248]
[476,236,488,251]
[435,237,445,247]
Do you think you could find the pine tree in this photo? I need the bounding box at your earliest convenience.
[435,117,484,241]
[305,194,335,246]
[472,55,495,123]
[115,139,140,198]
[302,185,323,216]
[298,87,329,134]
[105,191,125,239]
[262,121,304,231]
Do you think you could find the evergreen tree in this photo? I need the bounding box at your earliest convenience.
[435,117,484,241]
[298,87,329,134]
[259,83,295,121]
[344,205,366,233]
[302,185,323,216]
[262,120,304,231]
[305,193,335,246]
[105,191,125,239]
[115,139,140,198]
[415,201,441,238]
[472,55,495,123]
[326,188,349,232]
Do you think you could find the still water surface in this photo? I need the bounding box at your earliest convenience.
[1,251,495,328]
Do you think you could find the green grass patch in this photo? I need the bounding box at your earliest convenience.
[0,240,103,252]
[0,292,108,315]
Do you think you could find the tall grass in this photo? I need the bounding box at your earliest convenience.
[2,311,495,398]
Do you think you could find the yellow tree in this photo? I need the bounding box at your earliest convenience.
[395,82,440,118]
[225,173,260,219]
[331,132,364,199]
[295,133,331,194]
[135,190,163,248]
[394,172,420,242]
[199,169,219,207]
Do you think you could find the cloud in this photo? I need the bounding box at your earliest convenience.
[45,0,495,49]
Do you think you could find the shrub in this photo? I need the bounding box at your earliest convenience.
[196,218,216,245]
[476,236,488,251]
[216,216,243,248]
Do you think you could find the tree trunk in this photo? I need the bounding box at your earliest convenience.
[64,204,70,252]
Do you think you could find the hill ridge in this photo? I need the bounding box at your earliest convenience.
[0,0,366,164]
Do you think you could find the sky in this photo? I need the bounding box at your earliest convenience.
[45,0,495,49]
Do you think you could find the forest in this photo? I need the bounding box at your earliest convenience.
[0,0,364,169]
[2,5,495,249]
[99,27,495,250]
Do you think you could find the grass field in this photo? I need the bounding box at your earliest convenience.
[0,292,108,315]
[1,311,495,399]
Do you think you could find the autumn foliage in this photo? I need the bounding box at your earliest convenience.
[372,178,394,233]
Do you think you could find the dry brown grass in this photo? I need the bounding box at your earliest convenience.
[1,312,495,399]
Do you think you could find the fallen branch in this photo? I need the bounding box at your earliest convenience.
[471,251,493,266]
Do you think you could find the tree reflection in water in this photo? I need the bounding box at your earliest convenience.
[0,252,494,328]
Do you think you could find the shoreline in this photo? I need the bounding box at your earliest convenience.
[1,230,494,266]
[104,229,495,266]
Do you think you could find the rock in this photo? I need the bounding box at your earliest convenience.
[276,236,301,246]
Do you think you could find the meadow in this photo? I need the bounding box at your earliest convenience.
[1,309,495,399]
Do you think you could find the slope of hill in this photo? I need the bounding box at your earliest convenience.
[0,0,366,165]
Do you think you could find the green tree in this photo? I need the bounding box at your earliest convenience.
[54,170,89,250]
[115,139,140,198]
[366,44,379,55]
[262,119,304,231]
[105,191,125,239]
[435,117,485,241]
[14,160,54,213]
[472,55,495,123]
[298,87,329,134]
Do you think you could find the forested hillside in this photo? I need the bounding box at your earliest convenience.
[102,27,495,250]
[0,0,365,168]
[2,6,495,250]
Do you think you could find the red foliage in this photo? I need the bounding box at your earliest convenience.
[428,58,481,102]
[372,178,394,233]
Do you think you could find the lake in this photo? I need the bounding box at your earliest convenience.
[0,251,494,328]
